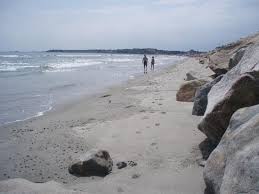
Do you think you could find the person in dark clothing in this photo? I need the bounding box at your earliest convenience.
[151,56,155,71]
[142,55,148,74]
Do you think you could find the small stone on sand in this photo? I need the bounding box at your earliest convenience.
[132,173,141,179]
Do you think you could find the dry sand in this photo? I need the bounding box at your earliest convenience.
[0,58,213,194]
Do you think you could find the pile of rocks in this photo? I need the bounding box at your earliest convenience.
[190,34,259,193]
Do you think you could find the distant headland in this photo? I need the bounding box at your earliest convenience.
[46,48,203,56]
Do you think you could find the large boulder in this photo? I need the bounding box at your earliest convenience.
[192,75,223,116]
[204,105,259,194]
[198,43,259,143]
[69,150,113,177]
[208,62,228,77]
[176,79,208,102]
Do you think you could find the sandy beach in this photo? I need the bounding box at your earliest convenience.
[0,58,213,193]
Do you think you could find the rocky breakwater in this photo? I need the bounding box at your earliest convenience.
[191,33,259,194]
[204,105,259,194]
[198,43,259,144]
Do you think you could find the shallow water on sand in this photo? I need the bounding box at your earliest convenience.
[0,52,185,125]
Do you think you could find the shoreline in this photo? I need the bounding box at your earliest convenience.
[1,58,186,128]
[0,57,211,193]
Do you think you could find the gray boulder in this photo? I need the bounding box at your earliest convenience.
[228,47,246,69]
[192,75,223,116]
[198,43,259,143]
[69,150,113,177]
[204,105,259,194]
[176,79,208,102]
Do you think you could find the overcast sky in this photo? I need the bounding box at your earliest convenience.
[0,0,259,51]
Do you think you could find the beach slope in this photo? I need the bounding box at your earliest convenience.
[0,58,211,193]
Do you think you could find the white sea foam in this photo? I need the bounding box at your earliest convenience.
[4,105,52,125]
[45,60,103,71]
[0,65,37,72]
[57,54,102,57]
[0,66,17,72]
[129,75,135,79]
[0,55,19,58]
[107,58,134,62]
[20,55,32,58]
[1,61,29,65]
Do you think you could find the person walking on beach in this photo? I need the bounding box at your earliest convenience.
[151,56,155,71]
[142,55,148,74]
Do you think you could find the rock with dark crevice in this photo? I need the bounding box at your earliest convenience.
[204,104,259,194]
[228,47,246,69]
[192,75,223,116]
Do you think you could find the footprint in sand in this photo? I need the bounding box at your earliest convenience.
[142,116,149,120]
[117,187,124,193]
[125,105,135,108]
[128,161,137,167]
[131,173,141,179]
[101,94,111,98]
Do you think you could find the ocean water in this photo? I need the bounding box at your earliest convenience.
[0,52,185,125]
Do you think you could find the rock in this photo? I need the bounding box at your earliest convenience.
[199,138,217,160]
[199,59,205,64]
[0,178,78,193]
[128,161,137,167]
[185,71,198,81]
[206,33,259,76]
[176,79,208,102]
[192,75,223,116]
[198,43,259,143]
[100,94,111,98]
[197,160,206,167]
[208,61,228,77]
[116,162,127,169]
[69,150,113,177]
[204,105,259,194]
[228,47,246,69]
